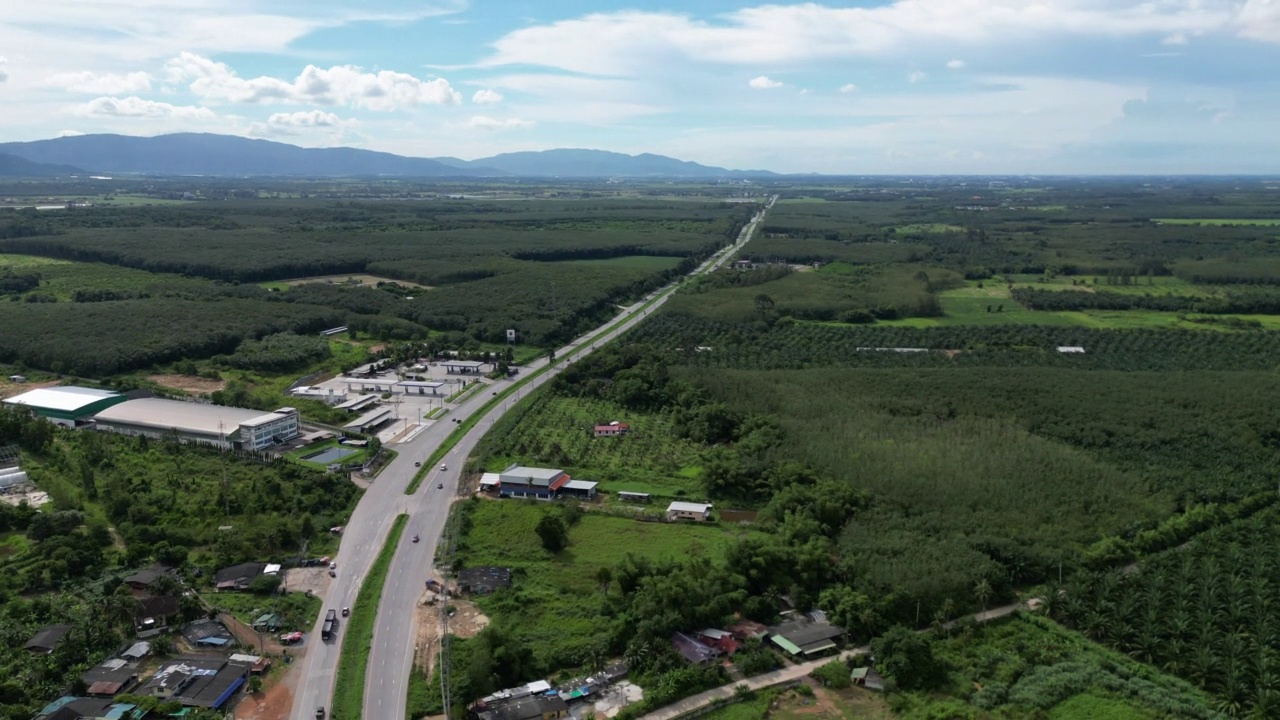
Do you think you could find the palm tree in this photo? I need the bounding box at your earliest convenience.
[974,578,992,615]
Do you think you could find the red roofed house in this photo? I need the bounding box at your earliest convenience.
[697,629,740,655]
[594,422,630,438]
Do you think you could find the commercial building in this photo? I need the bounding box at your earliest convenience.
[3,386,127,428]
[497,465,569,499]
[92,398,298,451]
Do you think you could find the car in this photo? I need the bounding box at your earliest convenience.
[412,535,420,543]
[329,561,337,569]
[415,461,421,467]
[316,707,325,719]
[328,569,336,578]
[440,464,447,471]
[437,483,444,489]
[342,607,350,617]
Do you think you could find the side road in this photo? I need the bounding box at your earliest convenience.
[640,601,1028,720]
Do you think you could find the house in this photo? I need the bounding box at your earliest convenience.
[1056,346,1086,354]
[666,501,713,522]
[8,374,26,383]
[80,658,141,697]
[769,618,844,658]
[593,422,630,437]
[33,696,136,720]
[25,623,73,654]
[253,612,282,632]
[213,561,266,591]
[457,566,513,595]
[671,631,721,666]
[475,691,568,720]
[497,465,569,499]
[229,653,272,674]
[124,563,173,593]
[183,619,233,648]
[696,628,740,655]
[135,596,180,635]
[121,641,152,661]
[727,619,769,642]
[140,657,247,709]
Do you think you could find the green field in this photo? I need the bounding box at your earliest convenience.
[285,438,372,471]
[1155,218,1280,226]
[205,590,321,635]
[893,223,964,234]
[457,498,754,667]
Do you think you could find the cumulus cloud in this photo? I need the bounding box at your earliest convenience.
[468,115,534,130]
[839,83,858,93]
[58,130,85,137]
[946,59,966,70]
[164,52,460,110]
[472,89,503,104]
[1163,32,1189,45]
[909,71,928,83]
[481,2,1262,76]
[267,110,350,128]
[748,75,783,89]
[47,70,153,94]
[76,95,217,121]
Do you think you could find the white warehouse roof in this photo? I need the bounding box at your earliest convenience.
[94,398,283,436]
[3,386,119,413]
[500,465,565,481]
[667,501,713,513]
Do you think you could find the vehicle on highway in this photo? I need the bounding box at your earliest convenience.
[440,463,447,471]
[316,707,325,719]
[321,610,337,641]
[328,569,335,578]
[414,461,421,467]
[329,561,337,569]
[342,607,350,617]
[412,534,419,543]
[437,483,444,489]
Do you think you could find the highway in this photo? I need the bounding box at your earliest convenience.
[290,195,775,720]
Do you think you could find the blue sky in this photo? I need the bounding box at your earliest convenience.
[1,0,1278,173]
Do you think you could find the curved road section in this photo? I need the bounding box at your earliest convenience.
[290,196,775,720]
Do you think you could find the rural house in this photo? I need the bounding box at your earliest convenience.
[666,501,713,522]
[497,465,569,499]
[696,628,740,655]
[671,631,721,666]
[769,617,844,658]
[593,422,630,437]
[213,561,266,591]
[24,624,72,654]
[124,563,173,593]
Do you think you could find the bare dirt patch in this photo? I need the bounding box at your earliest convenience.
[283,567,331,597]
[279,274,432,290]
[414,595,489,675]
[235,669,296,720]
[148,374,227,394]
[771,686,894,720]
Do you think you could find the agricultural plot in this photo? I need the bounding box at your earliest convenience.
[455,498,751,668]
[478,394,705,498]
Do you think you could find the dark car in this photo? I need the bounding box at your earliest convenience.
[438,483,444,489]
[316,707,325,719]
[342,607,350,617]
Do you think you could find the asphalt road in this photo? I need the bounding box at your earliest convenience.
[290,196,775,720]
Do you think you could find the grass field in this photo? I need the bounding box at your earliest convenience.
[458,498,755,667]
[332,514,408,720]
[0,252,213,300]
[266,273,432,289]
[205,590,321,636]
[893,223,964,234]
[481,395,706,498]
[1154,218,1280,226]
[285,438,371,471]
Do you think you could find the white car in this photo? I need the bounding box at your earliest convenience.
[329,561,337,570]
[440,464,447,471]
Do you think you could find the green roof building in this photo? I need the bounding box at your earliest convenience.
[2,386,127,428]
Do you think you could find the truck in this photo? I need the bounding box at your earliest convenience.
[322,609,338,641]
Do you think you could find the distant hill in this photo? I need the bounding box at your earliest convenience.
[0,153,83,177]
[445,149,776,178]
[0,134,494,178]
[0,133,778,178]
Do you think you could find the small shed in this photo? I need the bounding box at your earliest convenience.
[617,491,650,503]
[560,479,598,499]
[479,473,501,492]
[593,422,630,438]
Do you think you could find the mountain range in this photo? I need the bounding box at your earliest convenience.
[0,133,775,179]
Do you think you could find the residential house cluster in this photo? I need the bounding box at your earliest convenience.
[471,664,629,720]
[669,612,845,667]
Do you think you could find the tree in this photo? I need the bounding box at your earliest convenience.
[249,675,263,694]
[871,625,946,692]
[974,578,993,614]
[596,566,613,594]
[535,514,568,553]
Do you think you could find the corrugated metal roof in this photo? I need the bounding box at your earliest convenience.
[770,635,803,655]
[3,386,118,413]
[343,407,393,430]
[94,398,278,436]
[563,479,598,490]
[667,501,712,513]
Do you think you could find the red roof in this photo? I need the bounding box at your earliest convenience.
[549,474,570,491]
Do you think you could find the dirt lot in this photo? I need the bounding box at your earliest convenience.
[415,593,489,674]
[235,668,297,720]
[770,684,894,720]
[148,374,227,394]
[280,274,431,290]
[283,567,331,596]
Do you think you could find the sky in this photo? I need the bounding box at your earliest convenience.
[1,0,1279,174]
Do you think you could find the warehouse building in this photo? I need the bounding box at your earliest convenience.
[2,386,127,428]
[93,398,299,451]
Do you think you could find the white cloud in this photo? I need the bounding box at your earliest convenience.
[749,75,783,89]
[909,71,928,83]
[58,130,84,137]
[472,89,504,105]
[1162,32,1189,45]
[481,2,1261,76]
[164,52,461,111]
[0,56,8,83]
[75,95,218,121]
[46,71,153,94]
[946,59,966,70]
[468,115,535,130]
[839,83,858,93]
[267,110,350,129]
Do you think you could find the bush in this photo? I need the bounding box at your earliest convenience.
[811,659,851,689]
